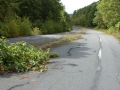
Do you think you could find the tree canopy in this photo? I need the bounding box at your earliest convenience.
[0,0,72,37]
[72,2,97,27]
[94,0,120,30]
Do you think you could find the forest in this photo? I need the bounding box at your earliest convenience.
[72,2,97,27]
[72,0,120,33]
[0,0,72,38]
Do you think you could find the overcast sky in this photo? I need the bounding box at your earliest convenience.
[60,0,99,14]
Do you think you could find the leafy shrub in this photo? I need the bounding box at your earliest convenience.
[0,22,9,37]
[108,26,116,34]
[116,34,120,40]
[7,20,20,37]
[41,20,55,34]
[19,18,32,36]
[0,37,52,73]
[115,22,120,31]
[31,27,41,35]
[0,20,20,37]
[0,17,32,37]
[41,20,72,34]
[54,22,63,33]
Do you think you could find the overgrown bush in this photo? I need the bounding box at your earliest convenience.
[0,22,10,37]
[31,27,41,35]
[41,20,72,34]
[0,37,55,73]
[19,18,32,36]
[0,17,32,37]
[115,22,120,31]
[108,26,116,34]
[41,20,56,34]
[6,20,20,37]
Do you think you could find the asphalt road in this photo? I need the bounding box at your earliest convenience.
[1,28,120,90]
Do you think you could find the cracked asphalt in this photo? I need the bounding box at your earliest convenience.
[1,28,120,90]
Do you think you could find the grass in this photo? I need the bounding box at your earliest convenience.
[77,26,87,34]
[35,31,86,50]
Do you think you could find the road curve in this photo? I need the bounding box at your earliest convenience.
[1,28,120,90]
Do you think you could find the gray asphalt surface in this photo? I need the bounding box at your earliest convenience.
[1,28,120,90]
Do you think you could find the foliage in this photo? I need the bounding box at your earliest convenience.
[31,27,41,36]
[18,0,72,33]
[19,17,32,36]
[41,19,72,34]
[41,20,57,34]
[94,0,120,30]
[93,11,107,29]
[0,16,32,37]
[108,26,116,34]
[0,37,57,73]
[115,22,120,31]
[0,0,72,37]
[18,0,63,22]
[72,2,97,27]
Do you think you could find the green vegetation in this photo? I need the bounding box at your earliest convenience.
[93,0,120,40]
[0,37,58,74]
[94,0,120,29]
[0,0,72,38]
[72,2,97,27]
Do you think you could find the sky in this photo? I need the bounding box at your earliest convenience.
[60,0,99,14]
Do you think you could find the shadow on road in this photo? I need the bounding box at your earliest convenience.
[51,42,91,59]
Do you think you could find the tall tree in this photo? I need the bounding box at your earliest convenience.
[72,2,97,27]
[94,0,120,28]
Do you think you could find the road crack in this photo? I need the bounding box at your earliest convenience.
[67,48,73,56]
[8,82,30,90]
[67,45,81,56]
[115,61,120,84]
[91,34,102,90]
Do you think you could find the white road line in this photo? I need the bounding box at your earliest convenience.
[98,49,102,59]
[98,67,101,71]
[98,37,102,59]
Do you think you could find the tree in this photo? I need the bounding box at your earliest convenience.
[72,2,97,27]
[0,0,72,37]
[95,0,120,28]
[0,0,18,22]
[93,11,107,28]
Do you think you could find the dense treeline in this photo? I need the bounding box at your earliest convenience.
[72,0,120,33]
[93,0,120,33]
[72,2,97,27]
[0,0,72,37]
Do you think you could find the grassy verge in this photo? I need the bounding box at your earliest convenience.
[94,28,120,42]
[36,31,85,50]
[76,26,87,34]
